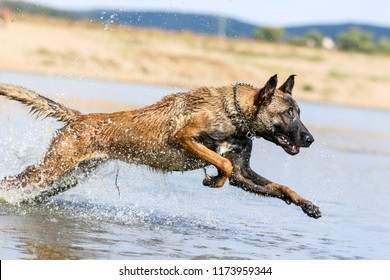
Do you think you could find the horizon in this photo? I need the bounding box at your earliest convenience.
[15,0,390,28]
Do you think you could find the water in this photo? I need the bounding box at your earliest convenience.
[0,71,389,259]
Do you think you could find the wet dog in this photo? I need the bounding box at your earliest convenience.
[0,75,321,218]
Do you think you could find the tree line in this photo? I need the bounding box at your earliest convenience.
[254,26,390,54]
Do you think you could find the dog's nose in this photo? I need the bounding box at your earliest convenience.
[304,134,314,146]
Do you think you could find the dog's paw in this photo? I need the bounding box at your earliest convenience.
[300,201,322,219]
[202,175,217,187]
[202,175,224,188]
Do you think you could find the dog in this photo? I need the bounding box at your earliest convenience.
[0,75,321,218]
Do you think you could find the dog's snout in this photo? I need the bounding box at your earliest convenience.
[304,134,314,146]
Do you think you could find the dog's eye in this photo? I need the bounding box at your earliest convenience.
[285,107,294,116]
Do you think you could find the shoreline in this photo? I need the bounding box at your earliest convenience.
[0,14,389,110]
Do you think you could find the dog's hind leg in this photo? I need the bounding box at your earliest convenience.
[32,158,104,203]
[1,164,44,188]
[1,156,103,190]
[1,157,104,203]
[1,126,107,192]
[225,139,321,219]
[2,146,78,189]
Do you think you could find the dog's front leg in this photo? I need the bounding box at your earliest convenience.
[173,125,233,188]
[225,139,321,219]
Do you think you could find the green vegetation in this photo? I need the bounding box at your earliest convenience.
[336,27,390,54]
[336,27,376,53]
[254,25,390,55]
[327,69,351,80]
[254,27,329,48]
[288,29,324,47]
[375,37,390,54]
[302,84,314,92]
[253,26,284,42]
[254,27,330,49]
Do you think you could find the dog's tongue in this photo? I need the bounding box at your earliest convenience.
[292,145,300,152]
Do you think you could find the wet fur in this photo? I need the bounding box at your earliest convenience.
[0,75,321,218]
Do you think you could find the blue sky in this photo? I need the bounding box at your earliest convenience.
[24,0,390,27]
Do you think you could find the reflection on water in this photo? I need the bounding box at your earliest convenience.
[0,71,389,259]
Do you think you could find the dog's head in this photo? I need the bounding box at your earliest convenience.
[252,74,314,155]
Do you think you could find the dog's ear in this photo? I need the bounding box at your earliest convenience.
[256,74,278,106]
[278,74,296,95]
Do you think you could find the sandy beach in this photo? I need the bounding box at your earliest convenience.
[1,14,390,110]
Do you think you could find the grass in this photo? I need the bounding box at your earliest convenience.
[327,69,351,79]
[302,84,314,92]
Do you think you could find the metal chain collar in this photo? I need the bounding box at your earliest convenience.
[233,82,256,139]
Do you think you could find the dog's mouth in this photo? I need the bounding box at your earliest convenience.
[276,134,300,155]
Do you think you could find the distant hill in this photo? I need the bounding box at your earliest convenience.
[85,10,256,38]
[4,0,79,19]
[5,1,390,41]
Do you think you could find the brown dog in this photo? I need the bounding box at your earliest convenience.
[0,75,321,218]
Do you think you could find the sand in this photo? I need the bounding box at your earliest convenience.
[1,14,390,110]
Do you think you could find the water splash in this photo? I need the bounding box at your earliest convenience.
[100,11,119,31]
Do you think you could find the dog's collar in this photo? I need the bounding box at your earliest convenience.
[233,82,256,139]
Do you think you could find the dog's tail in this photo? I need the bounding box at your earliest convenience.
[0,84,81,123]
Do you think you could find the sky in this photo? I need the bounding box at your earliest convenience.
[20,0,390,27]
